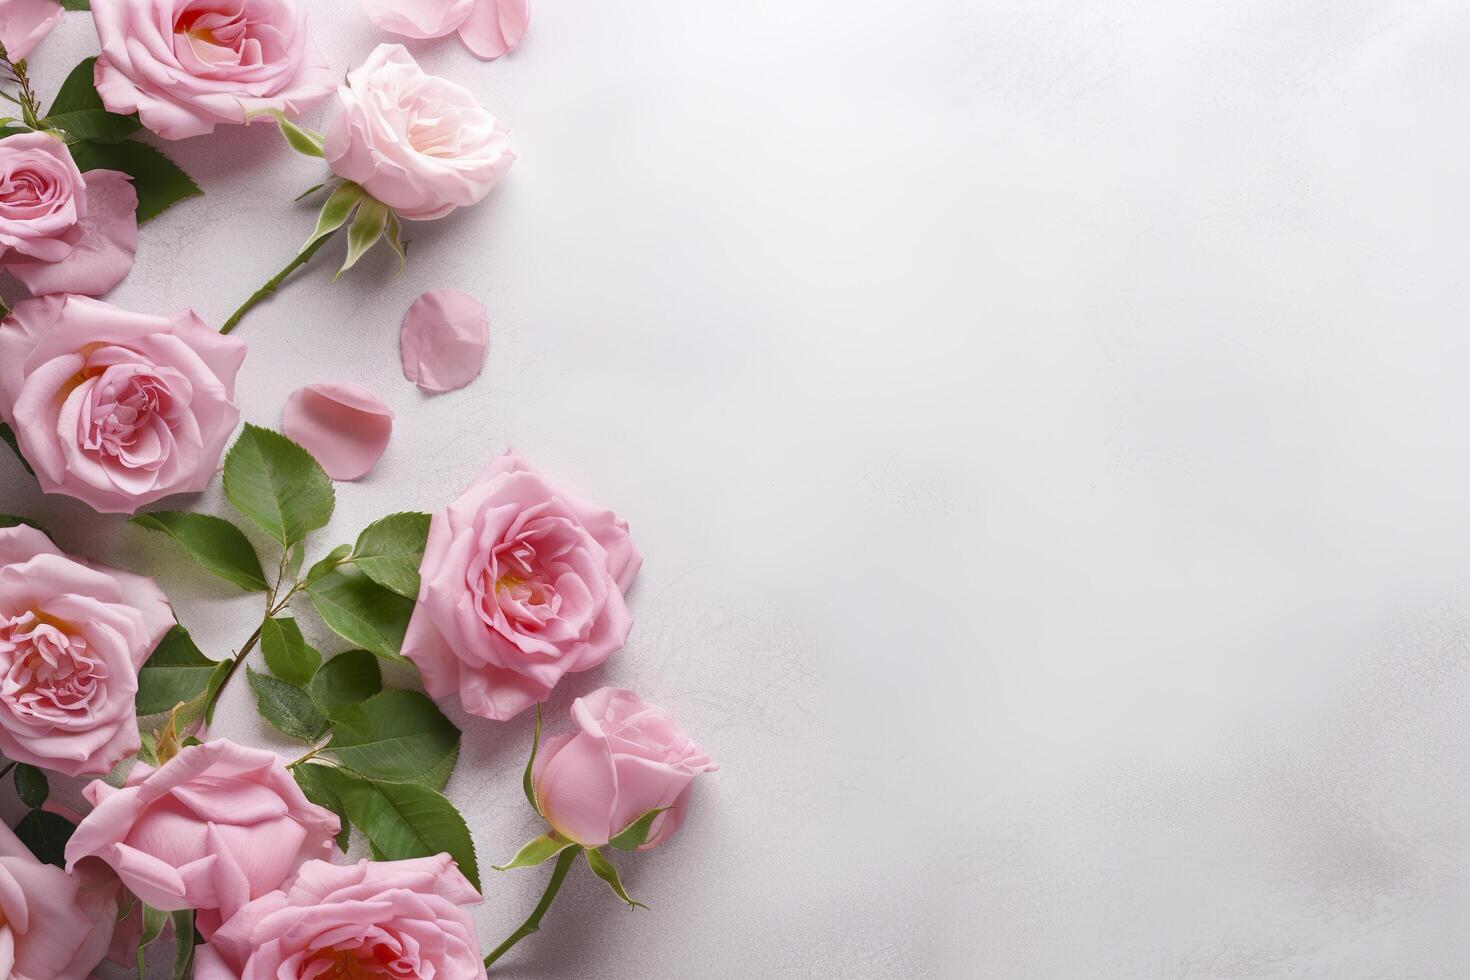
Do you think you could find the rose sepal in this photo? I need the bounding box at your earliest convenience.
[257,107,324,157]
[608,807,671,851]
[493,833,579,872]
[585,848,647,910]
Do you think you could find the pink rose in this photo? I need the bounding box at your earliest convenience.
[0,132,137,297]
[0,294,246,514]
[91,0,336,140]
[533,688,717,850]
[65,739,341,938]
[0,0,61,62]
[0,819,118,979]
[358,0,528,60]
[196,856,486,980]
[324,44,515,221]
[0,523,172,776]
[403,449,641,721]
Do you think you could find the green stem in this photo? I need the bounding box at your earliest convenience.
[199,575,302,720]
[220,232,335,335]
[484,846,582,969]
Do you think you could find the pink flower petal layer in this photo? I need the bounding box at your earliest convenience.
[400,289,489,393]
[458,0,529,60]
[0,0,63,63]
[358,0,474,39]
[280,382,393,481]
[6,169,138,297]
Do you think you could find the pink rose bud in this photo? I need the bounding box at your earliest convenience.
[65,739,341,938]
[533,688,718,850]
[0,0,62,62]
[195,856,486,980]
[0,524,173,776]
[0,819,119,979]
[0,294,246,514]
[402,450,642,721]
[90,0,336,140]
[324,44,515,220]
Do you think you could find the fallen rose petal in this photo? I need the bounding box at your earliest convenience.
[6,169,138,297]
[458,0,529,60]
[400,289,490,393]
[0,0,63,63]
[359,0,474,38]
[281,382,394,481]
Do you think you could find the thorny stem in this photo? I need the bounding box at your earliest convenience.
[220,232,336,334]
[0,48,44,130]
[198,550,307,720]
[484,846,583,969]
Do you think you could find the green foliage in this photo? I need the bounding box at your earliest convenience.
[306,566,413,661]
[247,668,328,741]
[14,808,74,868]
[585,848,646,909]
[43,58,139,143]
[13,764,47,809]
[494,834,576,871]
[170,910,196,979]
[609,807,669,851]
[265,108,325,157]
[308,650,382,716]
[350,512,430,599]
[327,690,459,789]
[0,513,45,533]
[59,0,90,11]
[303,182,365,251]
[324,767,480,891]
[131,511,268,592]
[260,616,321,685]
[523,704,542,814]
[341,198,390,275]
[68,139,201,223]
[136,904,167,979]
[223,424,334,546]
[292,762,350,852]
[136,626,216,716]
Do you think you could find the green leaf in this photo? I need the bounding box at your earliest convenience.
[523,703,541,814]
[47,59,105,117]
[199,656,235,727]
[137,729,159,767]
[136,904,167,979]
[43,58,140,143]
[309,650,381,715]
[384,213,407,274]
[608,807,670,851]
[585,848,646,909]
[327,689,459,789]
[294,181,327,202]
[136,626,216,716]
[0,422,34,476]
[260,616,321,685]
[264,108,324,156]
[0,513,45,533]
[67,138,200,223]
[13,764,47,809]
[303,182,364,252]
[327,768,480,891]
[223,424,335,546]
[131,511,268,592]
[14,809,75,868]
[292,762,351,852]
[304,543,352,586]
[351,512,430,599]
[306,566,413,662]
[247,668,328,742]
[493,834,577,871]
[60,0,89,11]
[339,198,389,275]
[170,910,196,980]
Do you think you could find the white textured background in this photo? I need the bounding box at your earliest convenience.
[4,1,1470,977]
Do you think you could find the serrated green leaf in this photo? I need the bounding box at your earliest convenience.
[292,762,351,852]
[608,807,670,851]
[264,108,324,157]
[47,59,104,117]
[351,512,430,599]
[585,848,646,909]
[327,689,458,789]
[136,904,167,979]
[131,511,268,592]
[260,616,321,685]
[306,566,413,662]
[494,834,577,871]
[303,182,364,252]
[136,626,216,716]
[523,703,541,814]
[339,198,389,275]
[309,650,381,715]
[14,809,74,868]
[68,138,200,223]
[248,668,328,742]
[304,543,351,586]
[43,58,140,143]
[223,424,334,546]
[0,422,34,476]
[326,768,480,890]
[13,764,47,809]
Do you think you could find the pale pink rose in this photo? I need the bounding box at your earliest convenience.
[0,523,173,777]
[0,294,246,514]
[0,132,137,297]
[90,0,336,140]
[0,819,118,979]
[403,450,641,721]
[196,856,485,980]
[66,739,341,939]
[324,44,515,221]
[533,688,717,850]
[358,0,528,60]
[0,0,62,62]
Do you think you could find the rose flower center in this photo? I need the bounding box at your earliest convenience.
[173,3,261,67]
[302,942,418,980]
[0,165,62,216]
[0,610,107,725]
[470,525,566,632]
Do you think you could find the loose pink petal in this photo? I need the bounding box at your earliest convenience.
[458,0,529,60]
[358,0,475,39]
[0,0,62,63]
[280,383,393,481]
[6,169,138,298]
[400,289,489,393]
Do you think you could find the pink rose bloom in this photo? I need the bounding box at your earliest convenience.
[0,132,138,297]
[0,294,246,514]
[196,856,486,980]
[0,523,173,777]
[91,0,336,140]
[325,44,515,221]
[358,0,528,60]
[403,450,641,721]
[0,819,118,979]
[0,0,61,62]
[66,739,341,939]
[534,688,717,850]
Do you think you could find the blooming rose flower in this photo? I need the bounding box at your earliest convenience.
[324,44,515,221]
[0,818,118,979]
[91,0,337,140]
[66,739,341,938]
[0,132,138,297]
[533,688,717,850]
[358,0,528,60]
[0,294,246,514]
[0,0,62,62]
[0,523,173,777]
[196,856,486,980]
[403,450,641,721]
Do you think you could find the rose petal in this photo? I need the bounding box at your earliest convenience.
[358,0,475,39]
[458,0,529,60]
[400,289,490,393]
[5,169,138,297]
[0,0,62,63]
[280,382,393,481]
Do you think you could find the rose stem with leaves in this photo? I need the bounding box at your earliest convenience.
[484,845,583,969]
[197,545,306,722]
[0,46,45,130]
